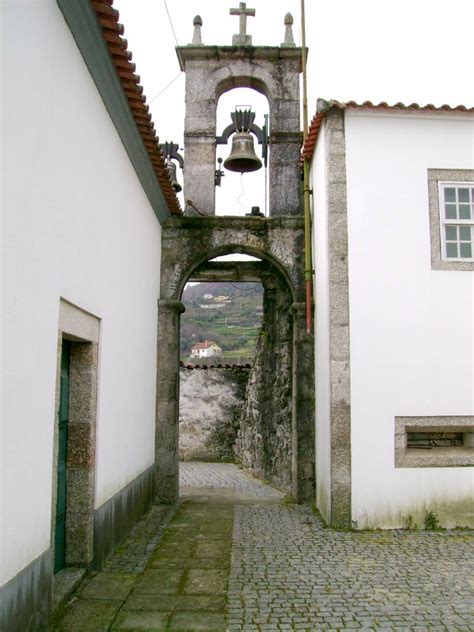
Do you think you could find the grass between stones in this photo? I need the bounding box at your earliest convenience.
[52,500,234,631]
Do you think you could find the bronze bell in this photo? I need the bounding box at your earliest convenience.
[165,159,182,193]
[223,131,262,173]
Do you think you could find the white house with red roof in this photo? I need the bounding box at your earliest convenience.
[190,340,222,358]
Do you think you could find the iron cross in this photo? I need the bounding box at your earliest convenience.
[230,2,255,45]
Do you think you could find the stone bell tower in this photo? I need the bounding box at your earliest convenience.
[176,4,303,216]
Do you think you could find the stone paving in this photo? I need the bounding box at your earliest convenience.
[52,463,474,631]
[179,462,284,501]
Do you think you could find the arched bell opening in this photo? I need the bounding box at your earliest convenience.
[215,88,270,217]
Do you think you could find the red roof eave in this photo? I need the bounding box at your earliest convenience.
[302,99,474,164]
[91,0,181,215]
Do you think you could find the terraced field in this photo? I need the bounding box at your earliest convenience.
[181,282,263,363]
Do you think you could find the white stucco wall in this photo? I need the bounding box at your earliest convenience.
[1,1,163,584]
[311,121,332,522]
[344,109,474,528]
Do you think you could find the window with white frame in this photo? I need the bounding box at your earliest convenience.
[428,169,474,271]
[439,182,474,261]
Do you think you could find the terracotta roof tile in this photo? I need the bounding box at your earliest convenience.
[302,99,474,163]
[192,340,220,350]
[91,0,181,215]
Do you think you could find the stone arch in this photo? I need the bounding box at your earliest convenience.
[176,245,297,305]
[155,216,314,503]
[160,216,306,303]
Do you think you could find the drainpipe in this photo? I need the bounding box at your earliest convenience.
[301,0,312,334]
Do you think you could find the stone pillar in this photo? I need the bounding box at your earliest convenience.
[183,132,216,215]
[182,64,217,215]
[291,302,315,502]
[269,131,303,216]
[326,109,352,526]
[155,299,185,503]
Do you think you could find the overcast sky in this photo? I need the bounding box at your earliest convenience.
[114,0,473,214]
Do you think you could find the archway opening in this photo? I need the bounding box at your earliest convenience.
[177,248,294,494]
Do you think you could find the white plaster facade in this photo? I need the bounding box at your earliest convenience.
[1,0,164,589]
[311,106,474,528]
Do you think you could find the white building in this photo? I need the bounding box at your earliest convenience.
[191,340,222,359]
[1,1,180,630]
[307,100,474,529]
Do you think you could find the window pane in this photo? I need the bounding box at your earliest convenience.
[446,243,458,258]
[459,204,471,220]
[444,187,456,202]
[445,226,457,241]
[459,226,471,241]
[460,243,472,258]
[445,204,457,219]
[458,188,470,203]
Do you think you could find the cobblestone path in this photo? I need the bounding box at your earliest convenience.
[53,463,474,631]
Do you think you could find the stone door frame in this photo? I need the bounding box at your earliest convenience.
[50,299,99,573]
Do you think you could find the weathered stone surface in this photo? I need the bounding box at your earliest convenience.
[68,366,97,424]
[179,366,249,461]
[65,512,94,566]
[79,573,135,600]
[52,465,474,632]
[169,611,226,630]
[66,468,94,514]
[326,108,352,526]
[112,610,171,630]
[177,45,303,216]
[234,273,294,493]
[67,423,95,468]
[155,300,185,503]
[158,215,315,502]
[184,569,228,595]
[53,599,121,632]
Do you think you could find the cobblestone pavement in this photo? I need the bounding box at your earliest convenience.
[53,463,474,631]
[228,504,474,630]
[179,462,284,501]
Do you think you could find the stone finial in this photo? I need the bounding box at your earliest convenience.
[192,15,203,45]
[230,2,256,46]
[282,13,295,47]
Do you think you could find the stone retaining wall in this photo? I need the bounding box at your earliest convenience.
[234,274,293,493]
[179,366,249,461]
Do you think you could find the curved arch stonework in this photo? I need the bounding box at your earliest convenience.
[161,216,305,302]
[155,216,315,504]
[177,46,303,216]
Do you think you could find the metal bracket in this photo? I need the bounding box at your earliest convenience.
[215,157,225,187]
[159,141,184,169]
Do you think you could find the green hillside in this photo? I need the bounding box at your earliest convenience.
[181,282,263,363]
